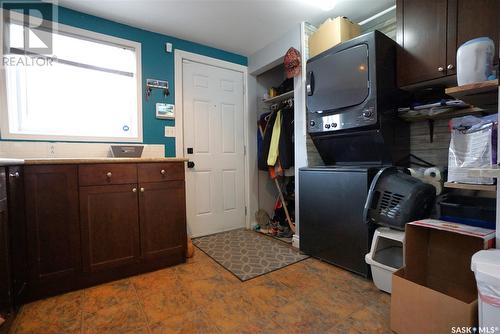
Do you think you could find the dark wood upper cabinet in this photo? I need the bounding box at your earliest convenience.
[397,0,448,86]
[139,180,186,261]
[24,165,81,292]
[397,0,499,87]
[453,0,499,66]
[80,184,141,273]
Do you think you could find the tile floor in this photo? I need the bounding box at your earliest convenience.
[10,249,391,334]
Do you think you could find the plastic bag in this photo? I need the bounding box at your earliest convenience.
[448,115,497,184]
[476,271,500,308]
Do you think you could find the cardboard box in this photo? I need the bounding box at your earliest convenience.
[391,220,495,334]
[309,16,360,58]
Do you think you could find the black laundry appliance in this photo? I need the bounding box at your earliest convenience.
[300,166,381,277]
[299,31,409,277]
[306,30,408,166]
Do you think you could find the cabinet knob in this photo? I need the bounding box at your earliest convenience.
[140,187,145,193]
[160,169,166,175]
[447,64,454,70]
[438,66,444,72]
[106,172,112,178]
[9,172,20,178]
[132,188,137,193]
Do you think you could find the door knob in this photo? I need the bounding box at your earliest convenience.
[438,66,444,72]
[140,187,145,193]
[132,188,137,193]
[447,64,454,70]
[160,169,166,175]
[187,161,195,169]
[9,172,20,178]
[106,172,112,178]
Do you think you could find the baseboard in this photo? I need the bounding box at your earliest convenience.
[292,234,300,249]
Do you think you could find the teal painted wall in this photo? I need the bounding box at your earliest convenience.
[0,2,247,157]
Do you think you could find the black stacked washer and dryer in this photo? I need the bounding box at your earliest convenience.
[299,31,409,277]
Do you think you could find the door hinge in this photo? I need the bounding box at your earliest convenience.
[244,145,247,156]
[245,206,247,216]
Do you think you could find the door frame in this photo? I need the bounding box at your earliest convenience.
[174,50,252,231]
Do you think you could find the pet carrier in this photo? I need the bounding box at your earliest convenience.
[364,167,436,230]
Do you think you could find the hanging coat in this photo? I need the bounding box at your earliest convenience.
[278,106,294,169]
[258,110,278,170]
[267,110,282,166]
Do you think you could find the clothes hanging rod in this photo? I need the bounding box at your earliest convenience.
[358,5,396,26]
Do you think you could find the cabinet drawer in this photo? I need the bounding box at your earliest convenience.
[138,163,185,183]
[79,164,137,186]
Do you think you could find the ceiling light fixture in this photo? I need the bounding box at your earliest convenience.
[298,0,337,11]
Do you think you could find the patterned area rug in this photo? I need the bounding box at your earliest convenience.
[192,229,309,281]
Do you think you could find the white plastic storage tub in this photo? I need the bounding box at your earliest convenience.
[471,249,500,328]
[365,227,405,293]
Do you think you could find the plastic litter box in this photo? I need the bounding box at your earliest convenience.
[365,227,405,293]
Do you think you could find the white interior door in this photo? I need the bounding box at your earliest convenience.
[182,59,245,237]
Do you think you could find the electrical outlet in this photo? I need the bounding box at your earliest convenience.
[164,126,175,137]
[48,143,56,156]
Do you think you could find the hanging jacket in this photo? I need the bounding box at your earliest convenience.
[257,112,271,165]
[267,110,282,166]
[279,106,294,169]
[258,110,278,170]
[258,106,294,171]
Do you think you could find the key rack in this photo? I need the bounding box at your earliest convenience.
[146,79,169,100]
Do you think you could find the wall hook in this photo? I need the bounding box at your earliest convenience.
[146,79,169,101]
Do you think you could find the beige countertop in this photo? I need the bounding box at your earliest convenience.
[0,158,26,166]
[0,157,188,166]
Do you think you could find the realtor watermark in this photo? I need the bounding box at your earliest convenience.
[2,55,53,66]
[451,326,500,334]
[1,0,58,66]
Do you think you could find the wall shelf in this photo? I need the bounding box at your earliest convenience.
[445,79,498,109]
[399,107,490,143]
[399,107,485,122]
[262,90,294,104]
[444,181,496,192]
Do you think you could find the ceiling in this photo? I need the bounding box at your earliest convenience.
[51,0,395,56]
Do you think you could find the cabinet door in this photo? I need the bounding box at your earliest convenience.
[80,184,140,273]
[450,0,499,69]
[6,166,27,306]
[139,181,186,261]
[24,165,80,289]
[397,0,448,86]
[0,168,11,311]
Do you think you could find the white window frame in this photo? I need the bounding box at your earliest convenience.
[0,10,143,142]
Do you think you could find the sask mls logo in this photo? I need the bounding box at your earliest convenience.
[2,1,56,55]
[452,326,500,334]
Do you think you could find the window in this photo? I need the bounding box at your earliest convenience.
[1,16,142,142]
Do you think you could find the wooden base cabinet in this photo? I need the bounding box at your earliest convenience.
[0,167,11,312]
[18,162,186,302]
[80,184,141,273]
[139,180,187,262]
[6,166,27,308]
[24,165,81,299]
